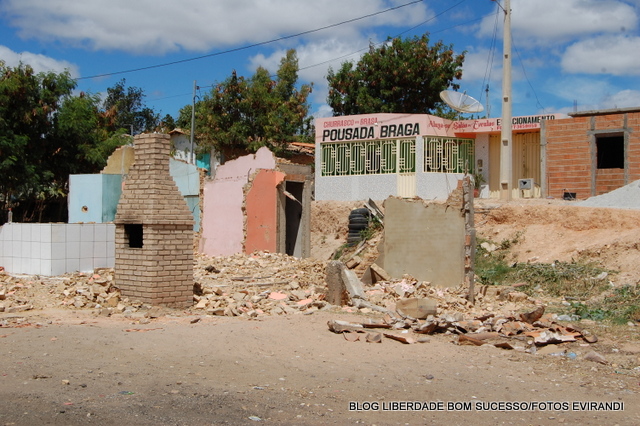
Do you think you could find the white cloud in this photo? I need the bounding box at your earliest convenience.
[460,48,501,83]
[2,0,431,55]
[600,89,640,108]
[313,104,334,118]
[544,75,640,111]
[0,45,79,76]
[561,35,640,75]
[478,0,638,45]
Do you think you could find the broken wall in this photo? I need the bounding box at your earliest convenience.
[201,147,276,256]
[200,148,312,258]
[381,197,465,286]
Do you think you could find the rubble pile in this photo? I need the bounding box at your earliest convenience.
[1,251,571,331]
[328,304,598,349]
[191,251,330,317]
[0,251,331,319]
[362,277,540,319]
[0,268,121,314]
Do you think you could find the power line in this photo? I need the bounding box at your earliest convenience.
[149,1,477,105]
[77,0,426,81]
[479,3,501,110]
[513,43,546,112]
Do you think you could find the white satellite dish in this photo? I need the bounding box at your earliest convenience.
[439,90,484,114]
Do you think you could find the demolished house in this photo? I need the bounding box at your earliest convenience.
[199,146,313,259]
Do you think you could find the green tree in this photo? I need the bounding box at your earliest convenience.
[103,78,159,135]
[158,114,176,133]
[0,62,76,221]
[178,49,313,160]
[327,34,465,116]
[0,63,137,223]
[54,92,126,172]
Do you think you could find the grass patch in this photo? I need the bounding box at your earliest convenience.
[569,285,640,324]
[513,262,611,298]
[475,237,640,324]
[332,243,349,260]
[475,237,611,298]
[359,216,382,242]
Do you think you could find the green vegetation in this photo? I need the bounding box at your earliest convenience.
[327,34,465,117]
[359,216,382,242]
[475,236,640,324]
[568,285,640,324]
[0,62,161,223]
[177,49,313,161]
[332,243,349,260]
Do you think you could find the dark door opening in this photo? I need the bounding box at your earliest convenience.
[284,181,304,256]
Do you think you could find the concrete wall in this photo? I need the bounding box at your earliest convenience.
[473,133,490,198]
[102,145,135,176]
[415,173,466,200]
[201,147,276,256]
[68,174,122,223]
[169,159,201,231]
[0,223,115,276]
[315,174,397,201]
[545,112,640,199]
[70,147,201,230]
[381,197,465,286]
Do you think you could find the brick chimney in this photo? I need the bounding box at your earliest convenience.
[114,133,194,307]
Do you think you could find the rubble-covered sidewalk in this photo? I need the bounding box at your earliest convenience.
[0,250,621,368]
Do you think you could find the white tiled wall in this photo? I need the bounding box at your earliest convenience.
[0,223,115,276]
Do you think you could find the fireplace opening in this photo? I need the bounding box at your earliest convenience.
[125,224,144,248]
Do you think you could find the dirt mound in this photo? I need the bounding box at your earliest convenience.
[480,204,640,231]
[476,203,640,285]
[310,200,365,260]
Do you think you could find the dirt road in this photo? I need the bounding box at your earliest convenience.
[1,309,638,425]
[2,200,640,425]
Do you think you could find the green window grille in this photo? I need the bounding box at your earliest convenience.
[424,137,474,174]
[321,139,416,176]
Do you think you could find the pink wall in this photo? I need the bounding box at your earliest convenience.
[201,147,276,256]
[244,169,286,254]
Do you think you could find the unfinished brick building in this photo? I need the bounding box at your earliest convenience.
[543,107,640,199]
[114,133,194,307]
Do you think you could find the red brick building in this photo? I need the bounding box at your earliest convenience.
[543,107,640,200]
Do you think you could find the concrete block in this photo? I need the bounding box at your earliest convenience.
[325,260,347,306]
[395,298,438,319]
[340,267,365,300]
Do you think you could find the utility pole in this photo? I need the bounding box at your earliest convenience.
[499,0,512,200]
[190,80,197,165]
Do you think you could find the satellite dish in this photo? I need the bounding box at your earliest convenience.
[439,90,484,113]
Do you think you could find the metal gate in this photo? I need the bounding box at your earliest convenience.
[488,132,541,198]
[397,139,416,197]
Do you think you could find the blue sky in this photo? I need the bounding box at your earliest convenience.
[1,0,639,122]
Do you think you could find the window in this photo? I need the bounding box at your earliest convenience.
[596,135,624,169]
[320,139,415,176]
[424,137,474,173]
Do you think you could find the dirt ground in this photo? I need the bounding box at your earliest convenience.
[2,199,640,425]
